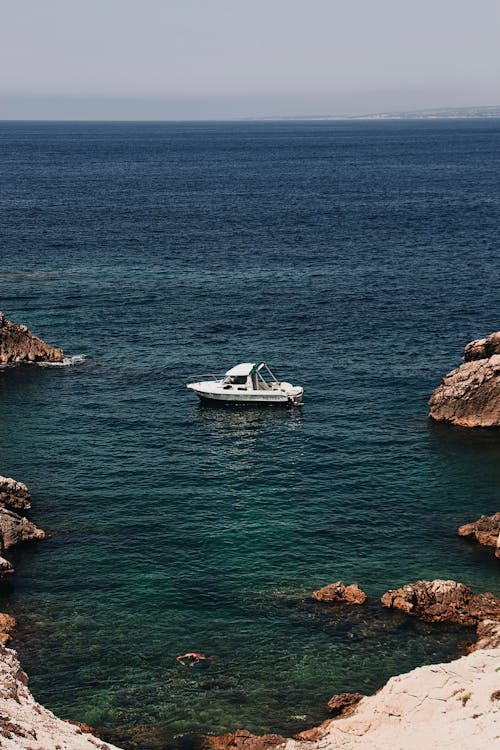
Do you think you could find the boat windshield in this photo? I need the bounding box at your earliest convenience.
[224,375,247,385]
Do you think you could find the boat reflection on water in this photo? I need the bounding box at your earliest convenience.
[190,401,303,457]
[193,400,303,429]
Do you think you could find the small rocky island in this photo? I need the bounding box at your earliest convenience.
[429,331,500,427]
[0,311,63,366]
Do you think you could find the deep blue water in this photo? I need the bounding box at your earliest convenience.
[0,120,499,749]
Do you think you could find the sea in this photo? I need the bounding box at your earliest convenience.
[0,119,499,749]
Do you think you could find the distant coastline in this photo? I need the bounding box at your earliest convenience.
[1,102,500,123]
[252,105,500,121]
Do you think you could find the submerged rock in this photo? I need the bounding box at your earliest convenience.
[0,311,63,366]
[380,579,500,625]
[458,512,500,558]
[208,729,286,750]
[311,582,367,605]
[428,331,500,427]
[0,477,31,511]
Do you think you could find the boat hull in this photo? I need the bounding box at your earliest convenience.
[197,392,299,407]
[188,384,303,407]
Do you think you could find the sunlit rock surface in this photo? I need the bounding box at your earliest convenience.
[459,513,500,559]
[284,648,500,750]
[380,579,500,625]
[429,331,500,427]
[0,643,122,750]
[0,311,63,366]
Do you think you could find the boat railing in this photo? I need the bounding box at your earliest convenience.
[189,372,226,382]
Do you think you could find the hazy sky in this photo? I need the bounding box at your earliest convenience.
[1,0,499,119]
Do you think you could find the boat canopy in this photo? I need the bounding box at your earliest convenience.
[225,361,264,378]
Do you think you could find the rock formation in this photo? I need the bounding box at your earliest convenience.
[0,477,45,580]
[470,619,500,652]
[458,513,500,559]
[380,579,500,625]
[0,642,122,750]
[311,582,366,605]
[208,730,286,750]
[326,692,364,716]
[282,648,500,750]
[0,556,14,577]
[0,477,31,511]
[215,624,500,750]
[428,331,500,427]
[0,614,16,645]
[0,508,45,552]
[0,311,63,366]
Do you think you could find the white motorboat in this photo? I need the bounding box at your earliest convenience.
[187,361,304,406]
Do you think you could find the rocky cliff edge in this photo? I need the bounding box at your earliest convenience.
[429,331,500,427]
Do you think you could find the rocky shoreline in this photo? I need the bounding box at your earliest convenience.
[0,324,499,749]
[0,476,45,578]
[0,311,63,367]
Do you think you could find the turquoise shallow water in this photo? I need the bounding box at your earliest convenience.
[0,120,499,748]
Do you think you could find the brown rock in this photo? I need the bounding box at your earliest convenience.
[468,592,500,622]
[463,337,488,362]
[0,614,16,645]
[0,508,45,552]
[327,692,364,716]
[380,579,500,626]
[469,620,500,651]
[429,331,500,427]
[0,311,63,366]
[208,730,286,750]
[294,720,331,742]
[463,332,500,361]
[67,720,101,737]
[0,556,14,578]
[0,476,31,511]
[312,582,367,605]
[458,513,500,558]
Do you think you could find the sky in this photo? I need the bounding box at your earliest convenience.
[1,0,499,119]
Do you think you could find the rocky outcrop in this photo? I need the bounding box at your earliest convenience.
[463,331,500,361]
[0,477,45,580]
[380,579,500,625]
[428,331,500,427]
[470,619,500,651]
[0,557,14,577]
[458,513,500,558]
[311,582,366,605]
[0,508,45,551]
[0,311,63,366]
[0,614,16,645]
[0,642,122,750]
[326,692,364,716]
[283,648,500,750]
[0,476,31,511]
[208,730,286,750]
